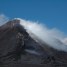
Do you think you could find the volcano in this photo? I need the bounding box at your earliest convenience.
[0,19,67,67]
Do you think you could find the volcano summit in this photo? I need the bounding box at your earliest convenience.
[0,19,67,66]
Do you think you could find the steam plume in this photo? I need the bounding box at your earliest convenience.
[0,14,9,26]
[16,18,67,52]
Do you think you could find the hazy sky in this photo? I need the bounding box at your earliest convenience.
[0,0,67,33]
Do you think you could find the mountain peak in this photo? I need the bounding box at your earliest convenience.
[0,19,67,66]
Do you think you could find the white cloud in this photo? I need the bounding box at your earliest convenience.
[62,38,67,45]
[0,14,9,26]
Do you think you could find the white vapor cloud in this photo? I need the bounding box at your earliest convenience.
[0,14,9,26]
[62,38,67,45]
[15,18,67,52]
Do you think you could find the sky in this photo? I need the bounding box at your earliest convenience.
[0,0,67,34]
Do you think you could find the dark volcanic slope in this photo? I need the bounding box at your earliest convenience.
[0,20,47,64]
[0,19,67,67]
